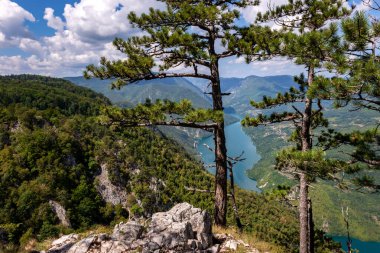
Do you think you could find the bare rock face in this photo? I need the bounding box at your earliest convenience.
[147,202,212,250]
[112,221,144,243]
[47,234,79,253]
[49,201,71,228]
[67,234,131,253]
[95,164,128,206]
[45,203,214,253]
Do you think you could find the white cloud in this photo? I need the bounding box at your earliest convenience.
[62,0,164,43]
[0,0,164,76]
[0,0,35,47]
[241,0,288,25]
[0,32,5,42]
[19,38,44,57]
[220,57,305,78]
[0,55,32,74]
[44,8,65,31]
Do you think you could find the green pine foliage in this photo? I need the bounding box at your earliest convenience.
[308,10,380,189]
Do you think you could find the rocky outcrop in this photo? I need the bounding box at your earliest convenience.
[143,202,213,251]
[47,234,79,253]
[49,200,71,228]
[45,203,213,253]
[44,203,264,253]
[95,164,128,206]
[112,221,144,243]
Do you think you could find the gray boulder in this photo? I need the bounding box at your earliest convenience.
[66,234,130,253]
[112,221,144,243]
[45,203,214,253]
[47,234,79,253]
[147,202,213,250]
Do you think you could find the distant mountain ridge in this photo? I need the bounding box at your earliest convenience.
[65,76,212,108]
[220,75,297,114]
[66,75,298,115]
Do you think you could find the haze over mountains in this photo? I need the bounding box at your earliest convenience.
[65,75,299,115]
[64,76,212,109]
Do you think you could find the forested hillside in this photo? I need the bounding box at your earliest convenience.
[0,75,110,116]
[0,75,338,253]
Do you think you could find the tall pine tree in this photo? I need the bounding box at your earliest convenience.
[84,0,274,226]
[245,1,351,252]
[316,10,380,189]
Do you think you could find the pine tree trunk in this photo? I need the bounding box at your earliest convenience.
[308,199,315,253]
[214,123,228,226]
[228,161,243,230]
[299,172,309,253]
[299,65,314,253]
[209,37,228,226]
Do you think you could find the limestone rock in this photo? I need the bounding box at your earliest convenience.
[95,164,128,206]
[47,234,79,253]
[65,234,131,253]
[49,200,71,228]
[112,221,144,243]
[149,202,212,249]
[46,203,215,253]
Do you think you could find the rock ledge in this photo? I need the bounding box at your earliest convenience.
[45,203,214,253]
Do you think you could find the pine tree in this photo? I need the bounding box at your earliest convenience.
[244,1,351,252]
[84,0,274,226]
[315,10,380,190]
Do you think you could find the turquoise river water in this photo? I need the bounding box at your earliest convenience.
[196,118,380,253]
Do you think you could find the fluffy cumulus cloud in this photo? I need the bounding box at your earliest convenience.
[0,0,35,47]
[0,0,164,76]
[44,8,65,31]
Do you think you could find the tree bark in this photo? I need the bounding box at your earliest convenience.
[301,66,314,152]
[209,32,228,226]
[299,172,309,253]
[299,65,314,253]
[308,199,315,253]
[214,123,228,226]
[228,161,243,231]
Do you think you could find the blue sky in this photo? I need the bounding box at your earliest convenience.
[0,0,367,77]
